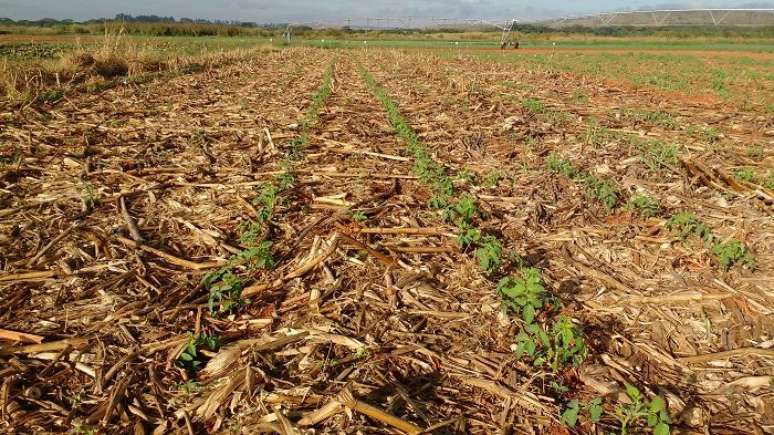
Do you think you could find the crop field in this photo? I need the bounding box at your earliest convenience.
[0,36,773,435]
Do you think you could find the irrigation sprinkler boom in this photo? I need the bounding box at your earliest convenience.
[478,19,520,49]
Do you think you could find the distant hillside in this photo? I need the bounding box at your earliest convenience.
[542,9,774,27]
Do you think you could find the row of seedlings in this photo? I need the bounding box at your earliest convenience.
[547,143,756,271]
[355,62,667,433]
[177,59,338,375]
[381,65,675,432]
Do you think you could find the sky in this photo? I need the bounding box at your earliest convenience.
[1,0,772,24]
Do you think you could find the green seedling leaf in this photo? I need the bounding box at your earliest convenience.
[654,422,670,435]
[625,383,641,402]
[561,400,580,428]
[587,398,604,423]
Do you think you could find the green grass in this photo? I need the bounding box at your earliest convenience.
[734,167,757,183]
[471,49,774,109]
[509,38,774,52]
[642,141,681,169]
[35,88,65,104]
[297,37,774,52]
[626,109,679,129]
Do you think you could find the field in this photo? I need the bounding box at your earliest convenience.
[1,32,773,434]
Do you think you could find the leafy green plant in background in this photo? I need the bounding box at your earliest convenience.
[666,212,713,243]
[428,193,450,210]
[476,236,502,274]
[457,222,481,249]
[483,170,504,187]
[290,58,336,158]
[746,144,764,158]
[233,240,275,270]
[642,141,681,169]
[561,398,604,428]
[253,182,281,225]
[582,175,620,209]
[547,154,576,178]
[522,98,547,114]
[611,384,671,435]
[35,88,64,104]
[0,152,18,168]
[456,166,476,183]
[546,316,588,370]
[701,126,720,143]
[626,194,661,217]
[200,239,274,315]
[551,381,569,395]
[666,213,755,270]
[447,194,478,224]
[572,89,589,104]
[176,380,202,395]
[627,109,678,129]
[360,63,456,206]
[712,239,755,270]
[288,135,307,160]
[238,219,263,246]
[583,122,611,147]
[733,167,757,183]
[351,210,367,222]
[73,425,96,435]
[276,163,297,190]
[205,271,245,314]
[189,128,207,147]
[81,182,99,211]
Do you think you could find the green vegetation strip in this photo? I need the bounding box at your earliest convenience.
[356,60,673,432]
[547,153,755,271]
[176,59,337,372]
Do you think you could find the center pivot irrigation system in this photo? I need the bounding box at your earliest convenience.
[428,18,522,48]
[492,19,520,49]
[280,17,522,49]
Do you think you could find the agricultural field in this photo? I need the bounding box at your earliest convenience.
[0,34,773,435]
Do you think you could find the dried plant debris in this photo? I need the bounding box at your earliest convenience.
[0,46,772,435]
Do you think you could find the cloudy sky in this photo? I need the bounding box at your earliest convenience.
[1,0,771,23]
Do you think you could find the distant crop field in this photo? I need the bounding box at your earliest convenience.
[470,48,774,111]
[1,30,772,435]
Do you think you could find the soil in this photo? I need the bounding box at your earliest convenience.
[0,47,772,434]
